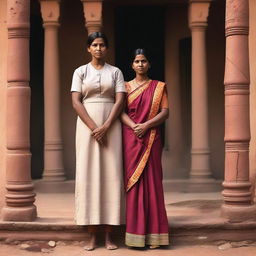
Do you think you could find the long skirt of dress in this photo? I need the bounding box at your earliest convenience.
[75,101,124,225]
[124,131,169,247]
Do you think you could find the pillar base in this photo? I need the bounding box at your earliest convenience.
[190,173,212,180]
[34,179,74,193]
[189,167,212,181]
[187,177,218,192]
[1,205,37,222]
[221,204,256,222]
[42,170,66,182]
[163,178,222,192]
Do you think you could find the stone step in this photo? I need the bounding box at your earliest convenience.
[1,218,256,245]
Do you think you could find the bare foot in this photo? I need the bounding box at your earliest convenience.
[149,245,160,249]
[105,232,118,250]
[84,233,96,251]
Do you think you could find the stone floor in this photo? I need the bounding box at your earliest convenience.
[1,185,256,245]
[35,190,223,224]
[1,241,256,256]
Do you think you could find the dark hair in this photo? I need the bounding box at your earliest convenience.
[132,48,151,63]
[87,32,109,48]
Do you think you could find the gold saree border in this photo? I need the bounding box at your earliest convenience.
[127,80,152,105]
[126,81,166,192]
[125,232,169,247]
[148,81,165,119]
[126,129,156,191]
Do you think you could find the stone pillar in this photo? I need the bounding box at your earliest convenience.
[221,0,256,221]
[0,0,8,208]
[1,0,37,221]
[249,0,256,201]
[189,0,212,181]
[81,0,103,35]
[40,0,65,181]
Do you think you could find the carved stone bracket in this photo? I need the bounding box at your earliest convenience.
[189,0,212,29]
[81,0,103,35]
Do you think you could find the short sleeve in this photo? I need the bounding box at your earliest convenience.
[125,82,132,94]
[160,87,169,109]
[71,68,83,93]
[114,69,126,93]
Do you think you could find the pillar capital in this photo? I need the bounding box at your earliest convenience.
[40,0,60,25]
[81,0,103,35]
[225,0,249,36]
[7,0,30,39]
[42,21,60,28]
[189,0,212,29]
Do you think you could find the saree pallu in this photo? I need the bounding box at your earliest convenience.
[123,80,169,247]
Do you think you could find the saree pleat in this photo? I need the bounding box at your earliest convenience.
[123,80,169,247]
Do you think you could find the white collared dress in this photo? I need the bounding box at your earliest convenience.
[71,62,126,225]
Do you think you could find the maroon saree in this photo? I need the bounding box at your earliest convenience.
[123,80,169,247]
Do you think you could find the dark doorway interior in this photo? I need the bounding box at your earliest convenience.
[179,37,191,149]
[179,37,192,174]
[115,6,165,81]
[30,1,44,179]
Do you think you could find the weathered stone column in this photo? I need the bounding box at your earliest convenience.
[189,0,212,180]
[1,0,37,221]
[222,0,256,221]
[249,0,256,201]
[40,0,65,181]
[81,0,102,34]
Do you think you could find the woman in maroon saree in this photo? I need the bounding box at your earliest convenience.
[121,49,169,248]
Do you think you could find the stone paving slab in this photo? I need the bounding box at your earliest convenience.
[1,243,256,256]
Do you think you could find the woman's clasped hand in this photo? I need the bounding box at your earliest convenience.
[132,123,149,138]
[91,125,109,146]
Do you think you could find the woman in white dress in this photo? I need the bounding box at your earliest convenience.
[71,32,126,250]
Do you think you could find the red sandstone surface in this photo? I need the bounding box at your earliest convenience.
[1,243,256,256]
